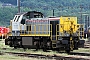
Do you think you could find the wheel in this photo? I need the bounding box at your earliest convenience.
[35,41,39,51]
[42,38,47,52]
[43,46,47,52]
[65,50,70,53]
[14,46,17,49]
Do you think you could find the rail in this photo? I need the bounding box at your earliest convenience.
[0,51,89,60]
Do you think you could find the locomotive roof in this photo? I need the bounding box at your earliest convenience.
[15,11,43,16]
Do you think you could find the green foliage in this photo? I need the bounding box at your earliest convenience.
[0,0,90,26]
[0,7,17,26]
[0,7,32,26]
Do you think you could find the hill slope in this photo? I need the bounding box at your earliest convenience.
[0,0,90,8]
[0,0,90,26]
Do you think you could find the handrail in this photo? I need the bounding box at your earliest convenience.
[56,24,84,40]
[20,24,52,36]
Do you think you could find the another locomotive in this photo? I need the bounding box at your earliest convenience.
[0,27,9,39]
[5,11,85,52]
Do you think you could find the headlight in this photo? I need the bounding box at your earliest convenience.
[8,36,11,39]
[64,33,70,36]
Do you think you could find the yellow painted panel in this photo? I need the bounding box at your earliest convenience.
[59,17,78,33]
[60,17,77,24]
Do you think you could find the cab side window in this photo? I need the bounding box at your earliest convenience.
[21,16,26,24]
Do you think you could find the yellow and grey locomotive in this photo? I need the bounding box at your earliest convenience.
[5,11,85,52]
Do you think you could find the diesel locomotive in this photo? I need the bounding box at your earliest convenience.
[0,27,9,39]
[5,11,85,52]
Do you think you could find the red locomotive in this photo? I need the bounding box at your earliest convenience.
[0,27,9,39]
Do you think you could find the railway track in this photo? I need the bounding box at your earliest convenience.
[0,38,90,60]
[0,51,89,60]
[69,52,90,56]
[84,40,90,48]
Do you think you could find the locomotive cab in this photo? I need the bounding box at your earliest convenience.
[11,11,44,36]
[12,11,44,24]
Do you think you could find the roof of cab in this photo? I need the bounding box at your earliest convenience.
[15,11,43,16]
